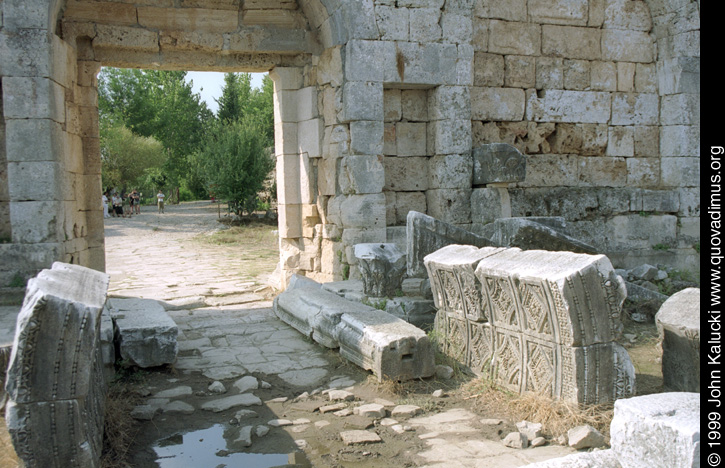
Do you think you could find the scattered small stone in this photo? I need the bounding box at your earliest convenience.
[480,419,504,426]
[131,405,159,421]
[268,419,293,427]
[419,432,440,440]
[390,424,406,434]
[435,365,454,380]
[391,405,422,418]
[136,387,152,397]
[315,420,331,429]
[255,425,270,437]
[343,416,375,430]
[623,333,637,343]
[432,389,446,398]
[295,440,308,449]
[379,418,399,426]
[163,401,195,414]
[328,390,355,401]
[334,409,354,417]
[201,394,262,412]
[340,430,382,445]
[516,421,543,440]
[295,392,310,401]
[568,425,606,450]
[260,380,272,389]
[320,403,348,413]
[556,434,568,446]
[293,418,311,425]
[195,391,206,397]
[208,381,226,394]
[234,376,259,393]
[328,376,357,388]
[237,426,253,447]
[656,270,669,281]
[234,409,258,422]
[630,264,658,281]
[531,436,547,447]
[355,404,387,419]
[291,425,309,433]
[153,386,193,399]
[267,397,288,404]
[503,432,528,449]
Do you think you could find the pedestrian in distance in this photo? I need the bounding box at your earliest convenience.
[157,190,165,214]
[132,190,141,215]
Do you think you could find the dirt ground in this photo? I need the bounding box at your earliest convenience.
[0,201,666,468]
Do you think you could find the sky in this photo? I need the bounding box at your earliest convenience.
[185,71,267,115]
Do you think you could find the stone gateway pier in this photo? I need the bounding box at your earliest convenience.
[0,0,700,289]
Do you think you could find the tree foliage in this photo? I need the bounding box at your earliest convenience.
[100,122,166,191]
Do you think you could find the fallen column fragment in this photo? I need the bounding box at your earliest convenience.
[655,288,700,392]
[4,262,110,468]
[274,275,435,381]
[426,246,635,405]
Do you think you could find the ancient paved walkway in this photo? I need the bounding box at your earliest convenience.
[1,201,583,467]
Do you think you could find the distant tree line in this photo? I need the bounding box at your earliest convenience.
[98,68,275,214]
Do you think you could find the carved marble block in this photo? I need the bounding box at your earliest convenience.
[655,288,700,392]
[354,243,406,298]
[472,143,526,185]
[426,246,635,405]
[4,262,110,468]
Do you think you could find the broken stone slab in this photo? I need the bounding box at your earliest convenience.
[567,425,606,449]
[340,430,382,445]
[610,393,700,468]
[337,307,435,382]
[428,246,634,405]
[354,403,387,418]
[201,393,263,412]
[519,449,622,468]
[473,143,527,185]
[108,297,178,368]
[4,262,110,468]
[480,217,597,254]
[100,305,115,383]
[503,431,528,449]
[655,288,700,392]
[516,421,543,440]
[354,243,407,298]
[407,211,494,278]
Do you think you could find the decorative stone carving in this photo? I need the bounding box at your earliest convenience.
[274,275,435,381]
[655,288,700,392]
[426,246,635,405]
[472,143,526,185]
[479,217,597,254]
[354,243,406,298]
[4,262,110,468]
[407,211,493,279]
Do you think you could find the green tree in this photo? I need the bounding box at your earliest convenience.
[198,117,274,215]
[100,122,167,191]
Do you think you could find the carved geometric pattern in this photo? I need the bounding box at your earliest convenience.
[460,270,487,322]
[518,282,552,336]
[525,341,554,395]
[439,269,463,315]
[469,322,494,373]
[494,331,522,391]
[485,277,517,327]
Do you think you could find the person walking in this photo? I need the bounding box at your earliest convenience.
[102,192,110,218]
[132,190,141,214]
[157,190,165,214]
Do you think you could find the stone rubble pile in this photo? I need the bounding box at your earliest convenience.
[425,245,635,405]
[655,288,700,393]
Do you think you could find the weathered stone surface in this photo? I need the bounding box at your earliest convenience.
[354,243,406,298]
[428,246,634,405]
[472,143,526,185]
[354,403,386,418]
[407,211,494,278]
[610,393,700,468]
[568,425,605,449]
[655,288,700,392]
[4,262,109,468]
[340,430,382,445]
[201,393,262,412]
[480,218,597,254]
[503,432,528,449]
[108,297,179,368]
[519,449,622,468]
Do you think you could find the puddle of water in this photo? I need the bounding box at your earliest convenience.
[152,424,309,468]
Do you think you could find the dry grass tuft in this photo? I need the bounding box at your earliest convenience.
[101,380,144,468]
[462,378,614,440]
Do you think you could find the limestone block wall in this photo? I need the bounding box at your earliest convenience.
[469,0,700,271]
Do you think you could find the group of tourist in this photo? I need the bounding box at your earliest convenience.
[102,190,167,218]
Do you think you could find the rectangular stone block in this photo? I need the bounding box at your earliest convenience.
[542,25,601,60]
[590,61,617,91]
[384,88,402,122]
[526,89,611,124]
[384,156,428,192]
[339,193,387,229]
[505,55,536,88]
[344,40,387,82]
[428,153,473,189]
[342,81,383,122]
[528,0,588,26]
[471,187,512,224]
[563,59,590,90]
[471,87,525,121]
[612,93,659,125]
[426,189,472,225]
[428,119,472,154]
[660,94,700,126]
[441,12,473,44]
[476,0,526,21]
[579,156,627,187]
[5,262,109,468]
[375,4,409,41]
[401,89,428,121]
[601,30,654,62]
[472,143,526,185]
[660,125,700,157]
[409,8,442,42]
[108,297,178,368]
[64,0,138,25]
[626,158,660,187]
[93,24,159,51]
[488,20,541,56]
[2,77,65,123]
[298,118,323,158]
[5,119,64,163]
[518,154,578,188]
[340,155,385,194]
[474,52,505,87]
[393,192,427,226]
[634,125,659,157]
[396,122,427,156]
[535,57,564,89]
[607,126,634,157]
[9,200,62,243]
[386,42,457,85]
[610,393,700,468]
[617,61,635,92]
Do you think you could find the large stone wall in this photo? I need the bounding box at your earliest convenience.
[0,0,700,288]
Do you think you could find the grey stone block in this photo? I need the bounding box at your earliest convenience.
[519,449,622,468]
[109,297,178,368]
[406,211,494,278]
[472,143,527,185]
[4,262,109,468]
[610,393,700,468]
[354,243,406,298]
[655,288,700,392]
[483,217,597,254]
